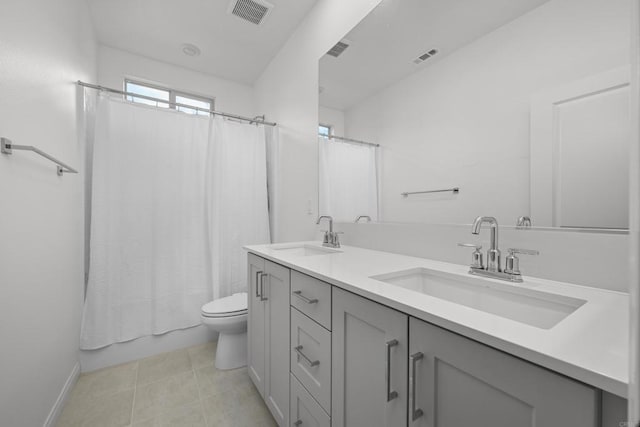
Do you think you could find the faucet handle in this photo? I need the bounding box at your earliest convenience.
[505,248,539,275]
[458,243,482,250]
[332,231,343,248]
[508,248,539,256]
[458,243,483,269]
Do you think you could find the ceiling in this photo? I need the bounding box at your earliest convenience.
[319,0,550,111]
[87,0,318,85]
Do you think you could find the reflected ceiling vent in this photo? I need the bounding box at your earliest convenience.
[326,39,352,58]
[413,49,439,64]
[228,0,273,25]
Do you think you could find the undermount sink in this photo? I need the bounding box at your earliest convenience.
[272,244,342,257]
[371,268,586,329]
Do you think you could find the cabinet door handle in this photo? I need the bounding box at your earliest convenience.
[259,273,268,301]
[255,271,263,298]
[293,290,318,304]
[293,421,303,426]
[294,345,320,367]
[385,339,399,402]
[410,352,424,421]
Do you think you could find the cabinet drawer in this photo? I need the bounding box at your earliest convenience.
[291,307,331,413]
[291,271,332,330]
[290,374,330,427]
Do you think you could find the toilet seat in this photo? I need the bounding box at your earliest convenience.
[201,292,248,318]
[200,292,248,370]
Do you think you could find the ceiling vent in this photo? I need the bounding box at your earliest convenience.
[228,0,273,25]
[326,39,351,58]
[413,49,439,64]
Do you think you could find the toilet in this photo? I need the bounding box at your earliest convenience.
[201,292,248,370]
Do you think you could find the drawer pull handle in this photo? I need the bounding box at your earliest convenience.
[259,273,268,301]
[385,339,399,402]
[255,271,263,298]
[410,352,424,421]
[293,290,318,304]
[294,345,320,367]
[293,421,303,426]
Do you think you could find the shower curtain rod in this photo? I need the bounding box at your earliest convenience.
[320,133,380,148]
[76,81,277,127]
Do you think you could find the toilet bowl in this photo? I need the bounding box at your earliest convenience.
[201,292,248,370]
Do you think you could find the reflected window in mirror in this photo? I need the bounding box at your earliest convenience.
[319,124,332,137]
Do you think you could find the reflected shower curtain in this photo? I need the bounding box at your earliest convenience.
[80,95,270,349]
[318,137,378,222]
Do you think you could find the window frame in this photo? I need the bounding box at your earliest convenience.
[124,79,216,116]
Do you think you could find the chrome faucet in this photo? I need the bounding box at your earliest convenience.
[354,215,372,223]
[317,215,341,248]
[516,216,532,228]
[471,216,501,272]
[459,216,539,283]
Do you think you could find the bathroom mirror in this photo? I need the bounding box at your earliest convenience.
[318,0,630,230]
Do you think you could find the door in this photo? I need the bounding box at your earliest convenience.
[409,317,598,427]
[530,67,630,228]
[248,253,266,396]
[332,287,408,427]
[264,259,291,426]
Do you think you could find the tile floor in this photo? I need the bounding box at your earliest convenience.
[56,342,277,427]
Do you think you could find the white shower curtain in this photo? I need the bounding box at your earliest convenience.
[207,117,270,299]
[318,137,379,222]
[80,95,270,349]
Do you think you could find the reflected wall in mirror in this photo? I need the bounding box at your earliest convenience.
[318,0,630,229]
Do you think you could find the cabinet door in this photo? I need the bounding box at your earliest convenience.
[332,288,408,427]
[248,254,266,397]
[409,317,599,427]
[264,260,291,426]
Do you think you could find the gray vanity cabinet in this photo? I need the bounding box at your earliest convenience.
[408,317,599,427]
[247,255,619,427]
[247,254,290,426]
[332,288,409,427]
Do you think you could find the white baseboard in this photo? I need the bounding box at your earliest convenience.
[43,362,80,427]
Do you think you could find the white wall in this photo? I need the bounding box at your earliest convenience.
[97,46,256,118]
[319,105,345,136]
[254,0,382,243]
[0,1,96,426]
[345,0,630,225]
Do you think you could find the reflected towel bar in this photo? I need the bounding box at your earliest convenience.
[401,187,459,197]
[1,137,78,176]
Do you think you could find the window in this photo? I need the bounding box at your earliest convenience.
[124,80,215,116]
[318,124,332,137]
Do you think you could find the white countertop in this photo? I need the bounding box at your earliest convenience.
[245,241,629,398]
